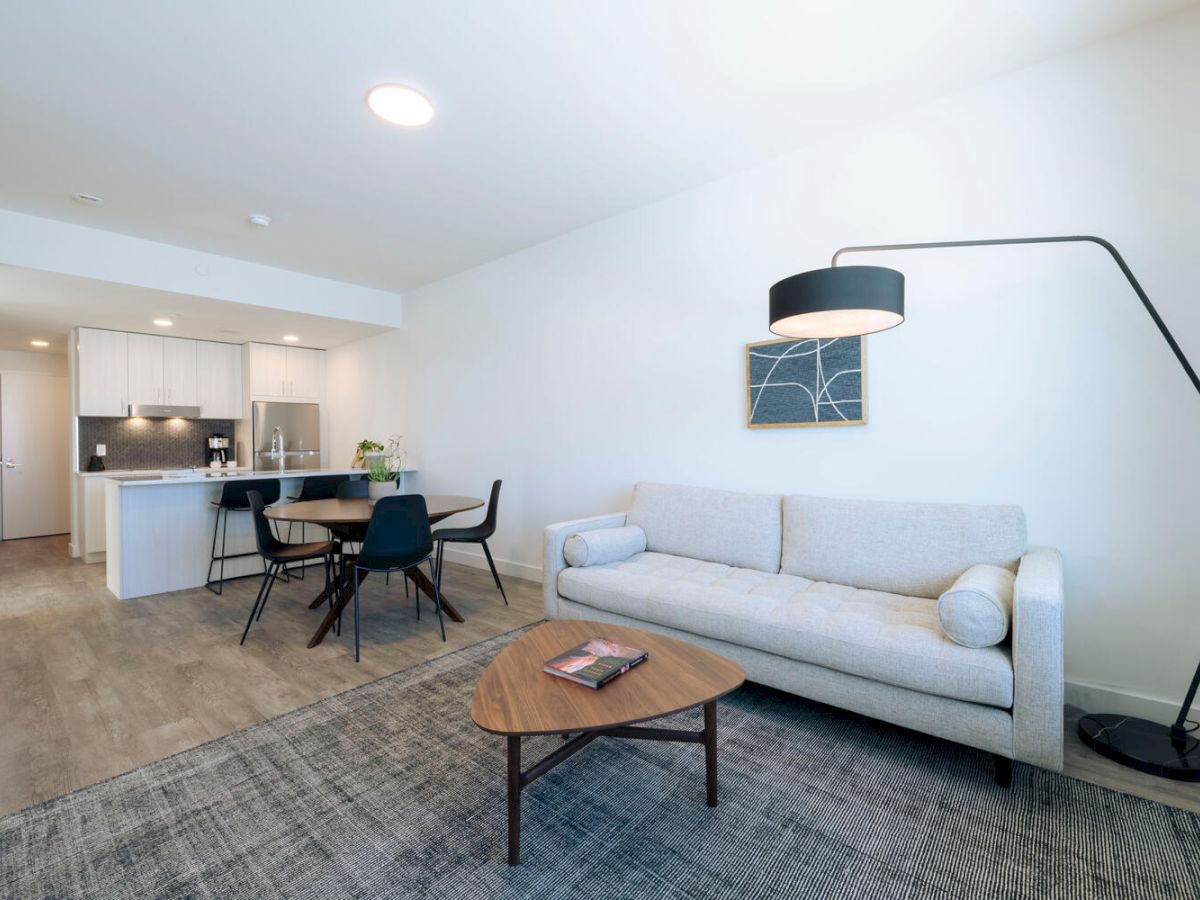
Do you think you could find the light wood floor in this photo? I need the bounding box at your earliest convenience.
[2,535,1197,818]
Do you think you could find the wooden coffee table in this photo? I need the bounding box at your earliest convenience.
[470,620,745,865]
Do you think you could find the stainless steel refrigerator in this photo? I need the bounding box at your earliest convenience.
[252,401,322,471]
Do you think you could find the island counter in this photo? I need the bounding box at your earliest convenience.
[104,468,416,600]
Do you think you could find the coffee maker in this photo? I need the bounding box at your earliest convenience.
[207,433,230,467]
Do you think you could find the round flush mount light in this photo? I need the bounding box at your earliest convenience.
[366,84,434,127]
[153,318,174,327]
[248,213,272,227]
[282,335,299,342]
[72,192,104,206]
[30,339,49,348]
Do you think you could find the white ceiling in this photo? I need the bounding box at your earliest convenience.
[0,1,1189,293]
[0,265,390,355]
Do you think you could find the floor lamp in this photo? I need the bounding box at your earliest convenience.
[768,235,1200,781]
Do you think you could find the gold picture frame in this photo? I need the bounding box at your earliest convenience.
[745,336,867,428]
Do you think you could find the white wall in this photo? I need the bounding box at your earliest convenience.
[335,8,1200,721]
[0,350,67,376]
[325,330,407,470]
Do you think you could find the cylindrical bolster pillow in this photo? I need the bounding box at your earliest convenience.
[936,564,1015,648]
[564,525,647,567]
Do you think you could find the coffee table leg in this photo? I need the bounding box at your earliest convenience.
[704,701,718,807]
[507,735,522,865]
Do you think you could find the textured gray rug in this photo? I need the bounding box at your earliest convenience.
[2,628,1197,899]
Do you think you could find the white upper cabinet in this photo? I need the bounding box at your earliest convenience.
[126,333,165,405]
[162,337,198,405]
[196,340,242,419]
[249,343,288,397]
[248,342,323,400]
[285,347,323,399]
[77,328,129,416]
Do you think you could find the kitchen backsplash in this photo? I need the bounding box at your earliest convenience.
[78,417,236,471]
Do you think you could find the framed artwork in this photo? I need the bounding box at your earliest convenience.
[746,336,866,428]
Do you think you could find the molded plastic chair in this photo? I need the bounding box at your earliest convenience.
[239,490,335,645]
[352,494,445,661]
[432,479,506,605]
[336,478,369,499]
[206,478,281,595]
[285,474,350,576]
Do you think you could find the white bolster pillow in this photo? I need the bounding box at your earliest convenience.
[936,564,1015,648]
[564,525,647,567]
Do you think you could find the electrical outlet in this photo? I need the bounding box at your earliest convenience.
[96,444,107,456]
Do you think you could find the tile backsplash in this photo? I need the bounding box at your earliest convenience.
[79,417,236,471]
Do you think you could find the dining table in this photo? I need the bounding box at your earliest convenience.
[264,494,484,648]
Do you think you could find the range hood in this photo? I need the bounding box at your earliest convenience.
[127,403,203,419]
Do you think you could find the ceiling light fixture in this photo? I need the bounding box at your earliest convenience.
[366,84,434,127]
[30,340,49,348]
[248,214,272,227]
[72,192,104,206]
[282,335,299,342]
[153,318,174,327]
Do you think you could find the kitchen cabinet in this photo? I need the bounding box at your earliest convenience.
[127,333,165,405]
[77,328,129,416]
[196,340,242,419]
[163,337,198,405]
[248,342,323,400]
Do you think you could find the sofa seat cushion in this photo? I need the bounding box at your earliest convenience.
[557,552,1013,709]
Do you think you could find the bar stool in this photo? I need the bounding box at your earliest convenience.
[284,474,350,579]
[205,478,281,595]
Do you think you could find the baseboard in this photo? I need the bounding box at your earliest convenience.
[1065,678,1194,724]
[439,545,542,582]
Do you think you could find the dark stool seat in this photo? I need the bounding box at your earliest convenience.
[206,478,281,595]
[240,490,336,645]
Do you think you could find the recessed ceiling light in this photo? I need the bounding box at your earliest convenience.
[30,340,49,348]
[153,318,174,327]
[248,214,272,227]
[367,84,434,127]
[282,335,299,342]
[72,192,104,206]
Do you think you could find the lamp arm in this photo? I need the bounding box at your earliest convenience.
[832,235,1200,399]
[836,234,1200,737]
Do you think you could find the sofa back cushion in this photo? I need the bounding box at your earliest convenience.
[781,494,1026,598]
[627,482,782,573]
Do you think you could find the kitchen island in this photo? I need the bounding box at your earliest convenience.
[104,467,415,600]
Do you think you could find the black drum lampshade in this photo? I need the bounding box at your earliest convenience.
[769,265,905,338]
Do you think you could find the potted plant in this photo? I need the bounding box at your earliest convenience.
[365,435,407,504]
[353,439,384,469]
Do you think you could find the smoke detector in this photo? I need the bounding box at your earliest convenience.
[248,214,272,227]
[72,192,104,206]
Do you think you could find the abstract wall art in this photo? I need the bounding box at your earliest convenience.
[746,337,866,428]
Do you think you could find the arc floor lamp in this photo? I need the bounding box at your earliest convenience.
[769,235,1199,781]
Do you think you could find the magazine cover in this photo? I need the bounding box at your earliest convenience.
[544,637,648,688]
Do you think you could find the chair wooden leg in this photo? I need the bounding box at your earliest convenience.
[481,540,507,605]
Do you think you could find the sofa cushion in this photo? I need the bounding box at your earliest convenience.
[937,564,1015,648]
[781,494,1026,599]
[626,482,782,573]
[558,551,1013,708]
[564,525,647,567]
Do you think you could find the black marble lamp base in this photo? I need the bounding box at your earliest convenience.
[1078,714,1200,781]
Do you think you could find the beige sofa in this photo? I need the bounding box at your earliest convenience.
[543,482,1063,781]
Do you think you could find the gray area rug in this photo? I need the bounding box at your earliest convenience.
[2,628,1198,899]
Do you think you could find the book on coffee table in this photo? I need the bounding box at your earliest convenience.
[544,637,648,689]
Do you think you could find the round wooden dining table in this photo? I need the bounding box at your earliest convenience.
[265,494,484,648]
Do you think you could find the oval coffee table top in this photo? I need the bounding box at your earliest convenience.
[264,494,483,525]
[471,620,745,736]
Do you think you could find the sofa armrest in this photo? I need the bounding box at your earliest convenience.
[1011,546,1064,770]
[542,513,627,619]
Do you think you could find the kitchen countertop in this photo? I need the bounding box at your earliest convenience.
[77,467,255,478]
[106,467,416,487]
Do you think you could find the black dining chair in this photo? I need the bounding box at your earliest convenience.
[240,490,336,646]
[432,479,507,605]
[206,478,281,595]
[336,478,369,499]
[352,494,445,661]
[284,474,350,579]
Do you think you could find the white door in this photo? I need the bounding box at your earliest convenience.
[196,340,242,418]
[1,371,70,539]
[162,337,198,405]
[285,347,323,399]
[127,333,165,405]
[77,327,128,416]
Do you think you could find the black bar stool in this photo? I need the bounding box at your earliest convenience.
[205,478,281,595]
